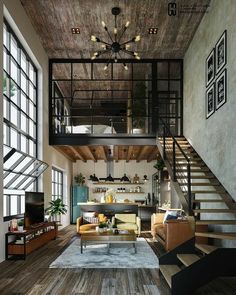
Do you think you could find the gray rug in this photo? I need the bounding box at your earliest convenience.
[50,238,159,269]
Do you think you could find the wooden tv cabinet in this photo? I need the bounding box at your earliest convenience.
[5,222,58,260]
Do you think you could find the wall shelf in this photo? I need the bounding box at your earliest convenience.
[93,192,145,194]
[92,182,145,185]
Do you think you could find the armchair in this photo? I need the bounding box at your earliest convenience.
[76,216,98,234]
[151,213,194,251]
[112,213,141,236]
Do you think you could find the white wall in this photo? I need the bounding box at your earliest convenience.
[184,0,236,199]
[73,160,156,202]
[184,0,236,246]
[0,0,73,262]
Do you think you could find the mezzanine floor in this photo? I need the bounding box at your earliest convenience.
[0,223,235,295]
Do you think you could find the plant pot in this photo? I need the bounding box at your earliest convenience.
[18,226,24,232]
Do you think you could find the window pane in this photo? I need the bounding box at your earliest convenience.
[21,92,27,113]
[21,51,27,74]
[20,113,27,133]
[29,140,35,156]
[4,195,8,217]
[21,134,27,153]
[3,124,9,145]
[29,120,36,138]
[10,128,18,149]
[21,71,27,94]
[3,49,9,73]
[29,101,34,118]
[10,36,18,60]
[29,63,34,83]
[3,97,9,119]
[10,80,18,104]
[10,104,18,126]
[21,195,25,213]
[10,59,18,83]
[3,25,8,48]
[10,195,18,215]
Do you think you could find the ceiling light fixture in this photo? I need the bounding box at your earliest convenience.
[148,28,158,34]
[90,7,141,70]
[71,28,80,34]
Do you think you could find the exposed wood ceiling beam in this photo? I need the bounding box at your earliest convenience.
[100,146,107,162]
[126,146,133,162]
[68,146,86,162]
[84,146,97,162]
[147,147,158,162]
[136,146,150,162]
[53,146,75,162]
[114,146,119,162]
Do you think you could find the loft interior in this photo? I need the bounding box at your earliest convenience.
[1,1,236,294]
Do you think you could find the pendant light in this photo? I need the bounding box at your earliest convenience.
[120,152,130,182]
[89,158,99,182]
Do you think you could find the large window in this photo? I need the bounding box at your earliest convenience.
[52,167,63,200]
[3,20,38,219]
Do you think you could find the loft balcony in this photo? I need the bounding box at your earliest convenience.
[49,59,183,146]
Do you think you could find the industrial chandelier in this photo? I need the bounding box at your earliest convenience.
[90,7,141,70]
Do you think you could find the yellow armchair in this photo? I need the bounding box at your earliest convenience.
[112,213,141,236]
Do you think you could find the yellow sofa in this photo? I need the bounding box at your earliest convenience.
[112,213,141,236]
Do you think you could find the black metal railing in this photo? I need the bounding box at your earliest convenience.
[160,119,193,215]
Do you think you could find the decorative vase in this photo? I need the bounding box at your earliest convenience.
[18,226,24,232]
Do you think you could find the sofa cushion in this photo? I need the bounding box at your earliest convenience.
[115,214,136,223]
[82,212,99,224]
[116,223,138,231]
[163,210,181,223]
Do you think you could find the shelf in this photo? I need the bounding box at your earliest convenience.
[93,192,145,194]
[92,182,145,185]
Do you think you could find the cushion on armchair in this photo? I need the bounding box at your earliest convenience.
[115,213,136,223]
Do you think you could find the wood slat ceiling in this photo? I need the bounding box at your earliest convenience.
[21,0,210,59]
[54,145,159,162]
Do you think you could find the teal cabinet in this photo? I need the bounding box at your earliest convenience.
[71,186,88,223]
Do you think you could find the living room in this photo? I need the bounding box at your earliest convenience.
[1,0,236,294]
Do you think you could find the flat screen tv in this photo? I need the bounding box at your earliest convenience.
[25,192,44,227]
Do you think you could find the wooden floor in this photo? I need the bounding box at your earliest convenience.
[0,223,236,295]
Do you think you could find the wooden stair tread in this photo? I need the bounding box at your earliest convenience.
[193,209,236,213]
[191,190,226,194]
[177,254,200,266]
[177,176,215,179]
[196,220,236,225]
[179,183,220,186]
[193,199,224,202]
[176,169,210,172]
[195,243,218,254]
[175,163,205,167]
[159,265,181,288]
[195,232,236,240]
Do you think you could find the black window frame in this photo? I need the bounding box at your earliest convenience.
[51,167,63,201]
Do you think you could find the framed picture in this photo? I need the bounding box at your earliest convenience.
[216,30,227,75]
[216,69,227,110]
[206,83,215,119]
[206,48,215,86]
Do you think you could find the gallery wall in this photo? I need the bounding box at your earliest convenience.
[184,0,236,246]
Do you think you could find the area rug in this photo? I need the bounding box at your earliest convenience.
[50,238,159,269]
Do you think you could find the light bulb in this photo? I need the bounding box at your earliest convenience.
[124,65,128,70]
[135,55,141,60]
[134,52,138,56]
[91,35,97,42]
[94,52,99,56]
[134,35,141,42]
[101,21,106,28]
[125,21,130,28]
[125,44,130,49]
[101,44,106,49]
[91,56,96,60]
[114,28,117,34]
[104,65,108,70]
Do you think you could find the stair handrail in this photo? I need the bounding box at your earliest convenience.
[159,119,193,215]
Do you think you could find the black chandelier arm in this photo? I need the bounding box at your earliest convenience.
[103,26,114,44]
[93,36,111,46]
[120,37,137,46]
[120,49,135,57]
[118,26,128,43]
[96,49,111,57]
[105,51,115,68]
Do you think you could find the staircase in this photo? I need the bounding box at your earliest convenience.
[156,122,236,294]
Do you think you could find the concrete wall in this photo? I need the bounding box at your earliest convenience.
[0,0,73,262]
[184,0,236,246]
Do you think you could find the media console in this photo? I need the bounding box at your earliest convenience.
[5,222,58,260]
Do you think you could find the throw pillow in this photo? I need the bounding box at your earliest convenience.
[163,210,179,224]
[165,214,178,221]
[83,212,98,224]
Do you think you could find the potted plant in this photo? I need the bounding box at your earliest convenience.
[74,173,85,186]
[45,198,67,224]
[132,82,147,133]
[98,221,107,233]
[17,220,24,232]
[153,159,165,171]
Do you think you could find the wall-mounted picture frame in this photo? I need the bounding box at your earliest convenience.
[216,69,227,110]
[216,30,227,75]
[206,48,215,86]
[206,83,215,119]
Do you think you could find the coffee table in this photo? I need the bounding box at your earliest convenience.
[80,230,137,254]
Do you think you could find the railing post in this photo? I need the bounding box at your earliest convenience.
[163,125,166,160]
[187,162,192,215]
[173,141,176,181]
